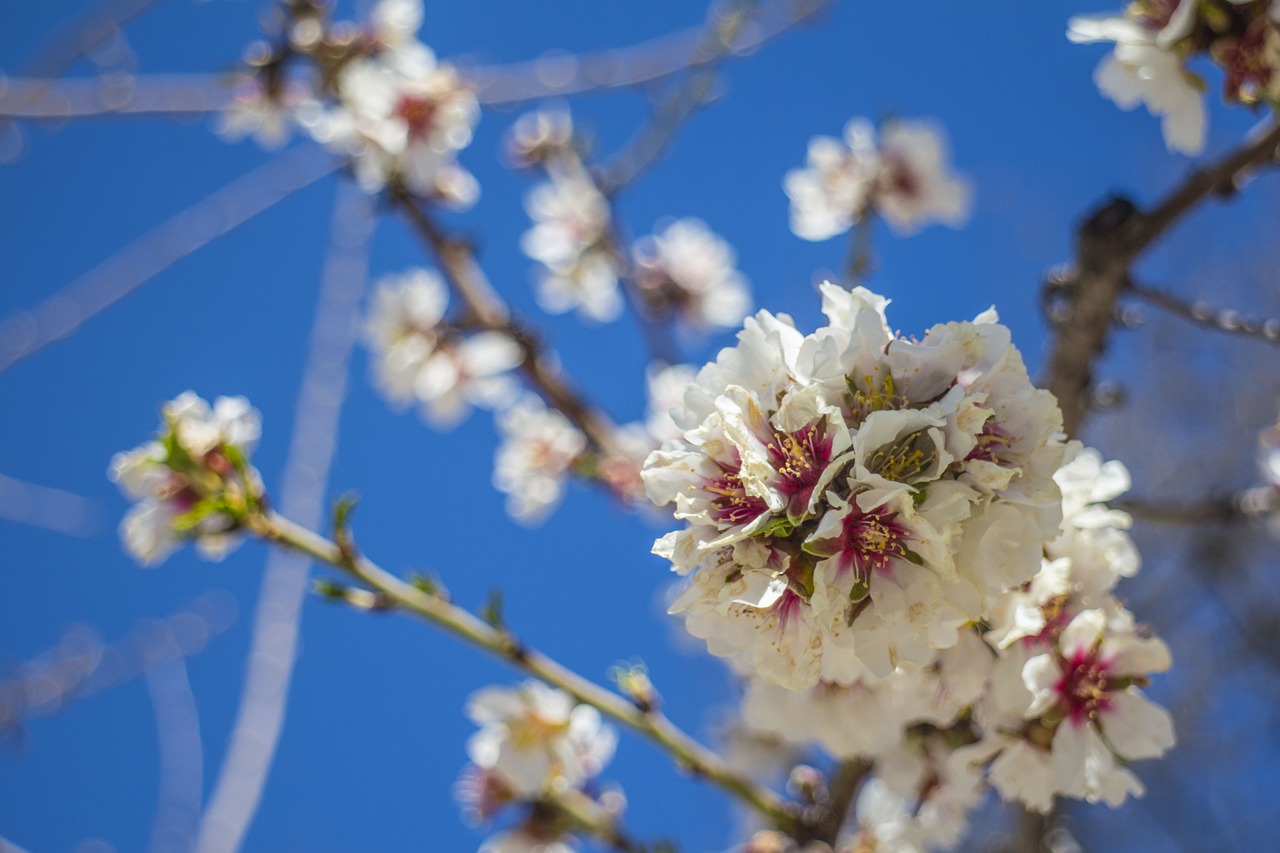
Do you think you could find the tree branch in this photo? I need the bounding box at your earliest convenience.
[392,191,624,458]
[246,510,804,835]
[1125,280,1280,347]
[1044,121,1280,436]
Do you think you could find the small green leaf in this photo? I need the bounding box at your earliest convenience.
[481,587,505,628]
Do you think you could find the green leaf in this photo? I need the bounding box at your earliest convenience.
[481,587,505,628]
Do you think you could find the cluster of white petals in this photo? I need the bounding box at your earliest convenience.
[521,163,622,323]
[1070,0,1280,155]
[785,119,970,240]
[223,0,479,204]
[109,392,262,566]
[727,446,1173,850]
[364,268,522,428]
[644,283,1066,690]
[632,218,752,331]
[494,395,588,525]
[459,681,617,853]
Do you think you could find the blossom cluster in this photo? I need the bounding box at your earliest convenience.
[109,392,263,565]
[1071,0,1280,154]
[784,118,971,241]
[457,681,619,853]
[644,283,1067,689]
[220,0,479,204]
[733,447,1173,850]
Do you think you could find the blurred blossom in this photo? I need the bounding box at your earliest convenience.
[364,268,522,428]
[507,108,576,169]
[494,395,587,524]
[785,118,970,240]
[109,392,263,566]
[521,168,622,322]
[632,218,752,331]
[645,362,698,445]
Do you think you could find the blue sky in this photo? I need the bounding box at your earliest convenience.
[2,1,1278,851]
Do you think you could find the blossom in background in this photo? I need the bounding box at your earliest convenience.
[364,268,522,428]
[632,218,752,331]
[494,395,587,524]
[1068,13,1206,154]
[216,77,312,149]
[109,392,263,565]
[644,283,1065,689]
[507,108,576,169]
[465,680,616,796]
[785,118,970,240]
[1069,0,1280,154]
[645,362,699,445]
[521,168,622,322]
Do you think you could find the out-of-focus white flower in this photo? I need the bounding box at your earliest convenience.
[369,0,423,49]
[785,118,970,240]
[644,283,1065,689]
[109,392,263,566]
[1069,13,1206,154]
[465,680,616,797]
[216,77,312,149]
[364,268,522,428]
[317,41,479,203]
[632,218,752,330]
[645,363,699,445]
[494,395,588,524]
[521,169,622,322]
[507,108,576,168]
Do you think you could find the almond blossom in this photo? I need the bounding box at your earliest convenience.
[494,395,588,524]
[109,392,263,565]
[632,218,752,331]
[364,268,522,428]
[784,118,970,240]
[465,680,616,797]
[644,283,1065,689]
[521,167,622,322]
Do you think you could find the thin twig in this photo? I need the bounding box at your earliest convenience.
[1125,280,1280,347]
[144,656,204,853]
[599,0,764,194]
[551,789,643,853]
[0,144,336,376]
[1044,121,1280,436]
[247,510,803,834]
[392,191,623,457]
[0,75,231,119]
[19,0,163,82]
[818,758,872,843]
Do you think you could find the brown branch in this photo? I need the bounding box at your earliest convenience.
[1115,491,1265,525]
[391,190,622,457]
[815,758,871,844]
[1044,121,1280,437]
[1125,280,1280,347]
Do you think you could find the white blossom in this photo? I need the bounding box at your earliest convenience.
[364,268,522,428]
[785,118,970,240]
[109,392,262,566]
[632,218,752,330]
[521,169,622,323]
[494,395,587,524]
[1069,13,1206,154]
[465,680,616,797]
[644,283,1065,689]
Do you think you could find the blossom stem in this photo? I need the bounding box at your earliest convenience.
[246,510,805,833]
[391,190,623,458]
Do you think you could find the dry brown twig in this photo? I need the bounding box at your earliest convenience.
[1043,121,1280,437]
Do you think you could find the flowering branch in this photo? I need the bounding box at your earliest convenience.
[391,189,625,457]
[1044,121,1280,436]
[245,509,805,834]
[1125,280,1280,347]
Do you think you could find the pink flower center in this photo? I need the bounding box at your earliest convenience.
[838,503,910,587]
[1056,648,1114,725]
[767,420,835,516]
[704,461,769,526]
[395,94,437,140]
[966,419,1015,465]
